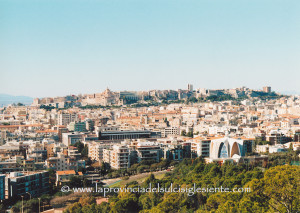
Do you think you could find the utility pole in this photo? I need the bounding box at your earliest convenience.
[26,192,31,200]
[21,195,24,213]
[38,198,41,213]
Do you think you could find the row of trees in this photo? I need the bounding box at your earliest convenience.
[101,159,176,179]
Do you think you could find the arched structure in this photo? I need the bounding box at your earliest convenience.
[210,137,251,160]
[218,143,229,158]
[230,142,240,157]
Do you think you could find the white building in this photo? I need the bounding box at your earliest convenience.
[57,113,77,126]
[210,137,253,160]
[62,132,83,146]
[161,127,179,138]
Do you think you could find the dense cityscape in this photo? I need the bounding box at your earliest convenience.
[2,0,299,211]
[0,85,299,212]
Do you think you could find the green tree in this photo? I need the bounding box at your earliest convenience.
[81,145,88,158]
[74,142,84,153]
[110,193,139,213]
[0,204,5,213]
[47,169,56,192]
[155,193,184,213]
[187,131,193,138]
[68,176,83,188]
[262,165,300,213]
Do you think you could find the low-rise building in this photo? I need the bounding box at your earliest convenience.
[62,132,83,146]
[161,127,179,138]
[210,137,253,160]
[269,145,287,153]
[56,170,76,186]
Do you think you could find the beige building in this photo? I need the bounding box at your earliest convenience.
[88,142,111,162]
[161,127,179,138]
[103,145,130,169]
[82,88,119,106]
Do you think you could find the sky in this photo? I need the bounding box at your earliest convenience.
[0,0,299,98]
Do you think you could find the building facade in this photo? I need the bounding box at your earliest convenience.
[103,145,130,169]
[0,174,5,201]
[8,171,49,199]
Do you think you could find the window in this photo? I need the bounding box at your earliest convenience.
[218,143,228,158]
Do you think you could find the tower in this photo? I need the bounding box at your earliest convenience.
[188,84,193,92]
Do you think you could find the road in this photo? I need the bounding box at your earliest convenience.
[101,170,171,187]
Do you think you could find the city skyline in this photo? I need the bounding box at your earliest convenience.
[1,0,300,97]
[0,84,287,100]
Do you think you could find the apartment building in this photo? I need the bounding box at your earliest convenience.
[191,138,212,157]
[57,113,77,126]
[135,142,162,163]
[26,141,47,161]
[163,144,184,161]
[46,153,73,171]
[74,122,87,132]
[161,127,179,138]
[88,142,112,162]
[46,142,67,158]
[0,160,20,173]
[68,146,81,160]
[45,153,83,171]
[103,145,130,169]
[0,142,26,159]
[256,144,270,153]
[266,131,292,145]
[0,174,5,201]
[8,171,49,199]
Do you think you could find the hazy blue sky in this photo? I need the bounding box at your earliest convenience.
[0,0,299,98]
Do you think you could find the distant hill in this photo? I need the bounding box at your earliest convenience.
[0,94,33,106]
